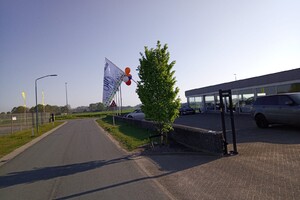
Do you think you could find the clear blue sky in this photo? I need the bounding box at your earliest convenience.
[1,0,300,113]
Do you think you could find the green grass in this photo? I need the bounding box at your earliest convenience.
[96,115,154,151]
[0,121,64,159]
[55,112,104,120]
[56,109,135,120]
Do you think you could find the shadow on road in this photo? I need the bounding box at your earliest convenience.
[146,154,219,172]
[0,152,219,195]
[0,156,132,189]
[231,125,300,144]
[52,175,169,200]
[0,152,220,199]
[53,154,219,200]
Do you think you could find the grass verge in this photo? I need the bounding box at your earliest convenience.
[0,121,64,159]
[96,115,154,151]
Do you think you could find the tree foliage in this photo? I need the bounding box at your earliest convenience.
[11,106,29,113]
[137,41,180,135]
[8,102,106,115]
[28,104,61,114]
[89,102,105,112]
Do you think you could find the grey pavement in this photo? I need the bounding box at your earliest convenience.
[138,113,300,200]
[0,119,172,200]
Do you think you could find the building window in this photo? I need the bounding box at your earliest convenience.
[289,83,300,92]
[239,93,254,113]
[277,84,291,94]
[204,95,215,111]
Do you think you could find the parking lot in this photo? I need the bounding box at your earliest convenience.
[143,113,300,200]
[175,112,300,145]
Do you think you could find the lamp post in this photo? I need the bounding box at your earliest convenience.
[35,74,57,135]
[65,82,68,113]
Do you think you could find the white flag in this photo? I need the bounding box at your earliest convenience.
[22,92,26,100]
[102,58,124,107]
[22,92,26,107]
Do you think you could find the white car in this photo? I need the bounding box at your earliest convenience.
[252,93,300,128]
[126,109,145,120]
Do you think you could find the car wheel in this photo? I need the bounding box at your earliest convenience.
[255,114,269,128]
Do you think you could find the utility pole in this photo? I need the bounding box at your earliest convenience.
[65,82,69,113]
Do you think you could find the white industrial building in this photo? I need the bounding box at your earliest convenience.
[185,68,300,113]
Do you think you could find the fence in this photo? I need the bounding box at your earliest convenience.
[0,112,51,135]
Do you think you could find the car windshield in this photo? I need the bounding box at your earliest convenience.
[290,93,300,104]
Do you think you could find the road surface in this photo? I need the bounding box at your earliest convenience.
[0,119,171,200]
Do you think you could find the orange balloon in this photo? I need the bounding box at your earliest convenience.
[125,67,130,75]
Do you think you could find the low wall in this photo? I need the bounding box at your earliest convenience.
[171,124,223,155]
[115,116,223,155]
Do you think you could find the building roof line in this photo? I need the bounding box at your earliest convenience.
[185,68,300,97]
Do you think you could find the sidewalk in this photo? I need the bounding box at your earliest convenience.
[137,114,300,200]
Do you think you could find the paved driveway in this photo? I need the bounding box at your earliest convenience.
[138,113,300,200]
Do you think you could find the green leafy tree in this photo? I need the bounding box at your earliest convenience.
[29,104,61,114]
[137,41,180,143]
[61,105,69,114]
[11,106,28,113]
[97,102,105,111]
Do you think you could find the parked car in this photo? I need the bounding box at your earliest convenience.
[126,109,145,120]
[252,93,300,128]
[179,106,195,115]
[237,97,255,113]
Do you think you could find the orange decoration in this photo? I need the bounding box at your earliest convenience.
[125,67,131,75]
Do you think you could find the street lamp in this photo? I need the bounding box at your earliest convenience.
[35,74,58,135]
[65,82,68,113]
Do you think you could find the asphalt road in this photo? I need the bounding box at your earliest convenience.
[0,119,171,200]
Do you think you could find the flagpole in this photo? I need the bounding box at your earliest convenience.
[116,89,119,115]
[24,93,27,129]
[131,78,138,84]
[113,95,116,126]
[118,86,121,115]
[120,84,122,115]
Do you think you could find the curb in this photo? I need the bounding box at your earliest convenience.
[0,121,67,167]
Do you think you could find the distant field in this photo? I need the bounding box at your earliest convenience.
[55,109,135,120]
